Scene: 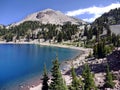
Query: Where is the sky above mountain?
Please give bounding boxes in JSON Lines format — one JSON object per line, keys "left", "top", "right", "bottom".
{"left": 0, "top": 0, "right": 120, "bottom": 25}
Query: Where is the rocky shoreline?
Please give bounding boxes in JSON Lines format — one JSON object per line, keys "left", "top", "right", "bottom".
{"left": 29, "top": 43, "right": 92, "bottom": 90}
{"left": 63, "top": 48, "right": 120, "bottom": 90}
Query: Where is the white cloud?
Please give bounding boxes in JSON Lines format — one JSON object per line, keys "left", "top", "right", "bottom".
{"left": 83, "top": 14, "right": 101, "bottom": 22}
{"left": 66, "top": 2, "right": 120, "bottom": 22}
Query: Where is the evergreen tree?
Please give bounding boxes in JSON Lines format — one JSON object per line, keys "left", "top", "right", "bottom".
{"left": 116, "top": 35, "right": 120, "bottom": 47}
{"left": 104, "top": 64, "right": 115, "bottom": 88}
{"left": 49, "top": 56, "right": 68, "bottom": 90}
{"left": 57, "top": 32, "right": 63, "bottom": 42}
{"left": 26, "top": 33, "right": 31, "bottom": 42}
{"left": 82, "top": 64, "right": 97, "bottom": 90}
{"left": 106, "top": 25, "right": 111, "bottom": 36}
{"left": 93, "top": 41, "right": 106, "bottom": 58}
{"left": 4, "top": 33, "right": 14, "bottom": 42}
{"left": 41, "top": 64, "right": 49, "bottom": 90}
{"left": 87, "top": 28, "right": 93, "bottom": 40}
{"left": 84, "top": 25, "right": 88, "bottom": 36}
{"left": 70, "top": 66, "right": 83, "bottom": 90}
{"left": 93, "top": 44, "right": 98, "bottom": 58}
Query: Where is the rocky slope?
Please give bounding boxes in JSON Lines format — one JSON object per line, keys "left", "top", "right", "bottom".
{"left": 12, "top": 9, "right": 87, "bottom": 26}
{"left": 93, "top": 8, "right": 120, "bottom": 25}
{"left": 92, "top": 8, "right": 120, "bottom": 36}
{"left": 110, "top": 24, "right": 120, "bottom": 35}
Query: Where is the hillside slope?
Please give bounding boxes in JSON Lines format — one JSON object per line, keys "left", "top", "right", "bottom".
{"left": 110, "top": 25, "right": 120, "bottom": 35}
{"left": 12, "top": 9, "right": 87, "bottom": 26}
{"left": 93, "top": 8, "right": 120, "bottom": 25}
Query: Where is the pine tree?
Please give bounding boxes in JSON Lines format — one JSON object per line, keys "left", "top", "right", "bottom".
{"left": 93, "top": 41, "right": 106, "bottom": 59}
{"left": 106, "top": 25, "right": 111, "bottom": 36}
{"left": 57, "top": 32, "right": 63, "bottom": 42}
{"left": 49, "top": 56, "right": 68, "bottom": 90}
{"left": 41, "top": 64, "right": 49, "bottom": 90}
{"left": 82, "top": 64, "right": 97, "bottom": 90}
{"left": 84, "top": 25, "right": 88, "bottom": 36}
{"left": 93, "top": 44, "right": 98, "bottom": 58}
{"left": 87, "top": 28, "right": 93, "bottom": 40}
{"left": 70, "top": 66, "right": 83, "bottom": 90}
{"left": 104, "top": 64, "right": 115, "bottom": 88}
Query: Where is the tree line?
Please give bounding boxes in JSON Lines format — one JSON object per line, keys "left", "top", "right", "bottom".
{"left": 0, "top": 21, "right": 79, "bottom": 42}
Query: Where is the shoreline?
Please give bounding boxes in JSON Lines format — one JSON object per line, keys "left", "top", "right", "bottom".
{"left": 29, "top": 43, "right": 91, "bottom": 90}
{"left": 32, "top": 42, "right": 91, "bottom": 90}
{"left": 0, "top": 41, "right": 92, "bottom": 90}
{"left": 0, "top": 41, "right": 89, "bottom": 50}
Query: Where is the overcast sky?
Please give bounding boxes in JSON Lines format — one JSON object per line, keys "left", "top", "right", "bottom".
{"left": 0, "top": 0, "right": 120, "bottom": 25}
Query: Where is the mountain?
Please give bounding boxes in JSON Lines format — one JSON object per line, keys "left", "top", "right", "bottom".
{"left": 93, "top": 8, "right": 120, "bottom": 35}
{"left": 12, "top": 9, "right": 87, "bottom": 26}
{"left": 0, "top": 24, "right": 4, "bottom": 28}
{"left": 0, "top": 9, "right": 88, "bottom": 42}
{"left": 93, "top": 8, "right": 120, "bottom": 25}
{"left": 0, "top": 9, "right": 86, "bottom": 42}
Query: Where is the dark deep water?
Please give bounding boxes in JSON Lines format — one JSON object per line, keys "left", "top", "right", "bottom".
{"left": 0, "top": 44, "right": 81, "bottom": 88}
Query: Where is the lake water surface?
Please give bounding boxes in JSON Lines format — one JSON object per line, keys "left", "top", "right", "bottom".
{"left": 0, "top": 44, "right": 81, "bottom": 89}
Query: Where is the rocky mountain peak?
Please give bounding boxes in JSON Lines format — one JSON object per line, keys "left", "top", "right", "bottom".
{"left": 36, "top": 9, "right": 57, "bottom": 19}
{"left": 13, "top": 9, "right": 87, "bottom": 26}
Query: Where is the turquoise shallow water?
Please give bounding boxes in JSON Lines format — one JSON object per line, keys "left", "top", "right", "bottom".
{"left": 0, "top": 44, "right": 81, "bottom": 88}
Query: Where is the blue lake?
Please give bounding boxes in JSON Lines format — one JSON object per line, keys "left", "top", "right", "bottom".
{"left": 0, "top": 44, "right": 81, "bottom": 88}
